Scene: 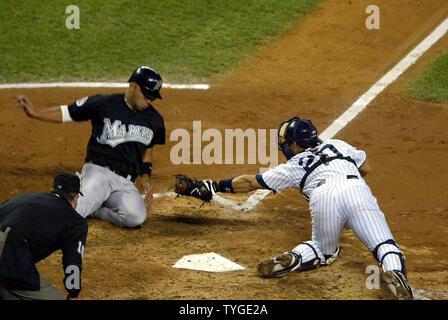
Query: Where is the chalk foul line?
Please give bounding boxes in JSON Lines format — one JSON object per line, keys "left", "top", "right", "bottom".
{"left": 413, "top": 288, "right": 448, "bottom": 300}
{"left": 320, "top": 16, "right": 448, "bottom": 140}
{"left": 145, "top": 190, "right": 271, "bottom": 212}
{"left": 212, "top": 189, "right": 271, "bottom": 211}
{"left": 0, "top": 82, "right": 210, "bottom": 90}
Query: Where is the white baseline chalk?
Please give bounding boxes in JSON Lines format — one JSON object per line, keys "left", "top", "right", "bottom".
{"left": 0, "top": 82, "right": 210, "bottom": 90}
{"left": 320, "top": 16, "right": 448, "bottom": 140}
{"left": 212, "top": 189, "right": 271, "bottom": 211}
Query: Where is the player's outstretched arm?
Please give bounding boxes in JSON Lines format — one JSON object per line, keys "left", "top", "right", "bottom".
{"left": 174, "top": 174, "right": 266, "bottom": 203}
{"left": 16, "top": 95, "right": 62, "bottom": 123}
{"left": 230, "top": 175, "right": 264, "bottom": 193}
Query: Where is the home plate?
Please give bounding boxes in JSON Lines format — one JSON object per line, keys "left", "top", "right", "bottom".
{"left": 173, "top": 252, "right": 246, "bottom": 272}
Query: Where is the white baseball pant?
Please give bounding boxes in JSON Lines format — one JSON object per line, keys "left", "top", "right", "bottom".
{"left": 292, "top": 177, "right": 404, "bottom": 273}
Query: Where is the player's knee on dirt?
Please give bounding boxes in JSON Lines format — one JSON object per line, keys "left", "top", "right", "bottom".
{"left": 372, "top": 239, "right": 406, "bottom": 274}
{"left": 121, "top": 204, "right": 147, "bottom": 228}
{"left": 76, "top": 192, "right": 105, "bottom": 218}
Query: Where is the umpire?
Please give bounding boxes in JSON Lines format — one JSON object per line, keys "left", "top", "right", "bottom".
{"left": 0, "top": 173, "right": 87, "bottom": 300}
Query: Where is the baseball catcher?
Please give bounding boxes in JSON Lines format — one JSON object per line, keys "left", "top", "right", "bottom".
{"left": 174, "top": 116, "right": 414, "bottom": 300}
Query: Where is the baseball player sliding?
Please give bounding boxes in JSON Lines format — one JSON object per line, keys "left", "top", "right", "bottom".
{"left": 174, "top": 116, "right": 414, "bottom": 300}
{"left": 15, "top": 66, "right": 166, "bottom": 229}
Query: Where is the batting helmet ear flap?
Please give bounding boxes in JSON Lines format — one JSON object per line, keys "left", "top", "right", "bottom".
{"left": 277, "top": 116, "right": 301, "bottom": 160}
{"left": 129, "top": 66, "right": 163, "bottom": 100}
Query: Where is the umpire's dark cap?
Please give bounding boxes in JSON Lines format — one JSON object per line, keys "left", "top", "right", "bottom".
{"left": 53, "top": 173, "right": 83, "bottom": 196}
{"left": 129, "top": 66, "right": 163, "bottom": 100}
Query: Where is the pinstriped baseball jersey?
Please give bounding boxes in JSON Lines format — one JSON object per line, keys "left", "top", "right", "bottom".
{"left": 259, "top": 139, "right": 404, "bottom": 274}
{"left": 261, "top": 139, "right": 366, "bottom": 199}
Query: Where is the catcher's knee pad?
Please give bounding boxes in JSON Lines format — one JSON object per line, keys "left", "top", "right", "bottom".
{"left": 372, "top": 239, "right": 406, "bottom": 274}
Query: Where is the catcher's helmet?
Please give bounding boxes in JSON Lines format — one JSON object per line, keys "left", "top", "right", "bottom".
{"left": 277, "top": 117, "right": 322, "bottom": 159}
{"left": 128, "top": 66, "right": 163, "bottom": 99}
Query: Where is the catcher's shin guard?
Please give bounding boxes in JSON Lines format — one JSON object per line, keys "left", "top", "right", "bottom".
{"left": 372, "top": 239, "right": 406, "bottom": 274}
{"left": 257, "top": 252, "right": 302, "bottom": 278}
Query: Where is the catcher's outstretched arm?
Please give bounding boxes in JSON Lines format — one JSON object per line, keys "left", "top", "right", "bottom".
{"left": 231, "top": 175, "right": 264, "bottom": 193}
{"left": 174, "top": 174, "right": 268, "bottom": 203}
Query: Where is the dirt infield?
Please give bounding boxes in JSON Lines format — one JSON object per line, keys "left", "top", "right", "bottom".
{"left": 1, "top": 0, "right": 448, "bottom": 300}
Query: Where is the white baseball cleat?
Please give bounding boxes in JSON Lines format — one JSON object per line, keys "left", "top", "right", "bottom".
{"left": 384, "top": 270, "right": 414, "bottom": 300}
{"left": 257, "top": 252, "right": 301, "bottom": 278}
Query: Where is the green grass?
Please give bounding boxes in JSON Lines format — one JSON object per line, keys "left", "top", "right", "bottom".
{"left": 0, "top": 0, "right": 320, "bottom": 83}
{"left": 406, "top": 53, "right": 448, "bottom": 102}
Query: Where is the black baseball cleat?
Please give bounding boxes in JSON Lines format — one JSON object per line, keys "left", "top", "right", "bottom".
{"left": 384, "top": 270, "right": 414, "bottom": 300}
{"left": 257, "top": 252, "right": 301, "bottom": 278}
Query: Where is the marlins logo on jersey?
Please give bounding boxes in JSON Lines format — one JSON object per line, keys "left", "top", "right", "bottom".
{"left": 97, "top": 118, "right": 154, "bottom": 148}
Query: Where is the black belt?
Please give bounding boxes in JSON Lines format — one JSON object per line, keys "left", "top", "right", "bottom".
{"left": 317, "top": 175, "right": 359, "bottom": 187}
{"left": 89, "top": 161, "right": 138, "bottom": 183}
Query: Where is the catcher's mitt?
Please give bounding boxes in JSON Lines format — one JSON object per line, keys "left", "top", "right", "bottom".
{"left": 174, "top": 174, "right": 217, "bottom": 203}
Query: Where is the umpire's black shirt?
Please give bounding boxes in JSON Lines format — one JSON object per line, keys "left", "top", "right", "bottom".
{"left": 0, "top": 192, "right": 87, "bottom": 298}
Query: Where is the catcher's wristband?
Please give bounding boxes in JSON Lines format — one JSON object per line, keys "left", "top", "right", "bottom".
{"left": 216, "top": 178, "right": 235, "bottom": 193}
{"left": 142, "top": 162, "right": 152, "bottom": 177}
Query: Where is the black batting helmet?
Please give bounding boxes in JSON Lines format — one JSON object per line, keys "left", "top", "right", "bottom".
{"left": 128, "top": 66, "right": 163, "bottom": 99}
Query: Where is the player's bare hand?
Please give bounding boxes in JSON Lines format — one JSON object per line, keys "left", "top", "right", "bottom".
{"left": 142, "top": 181, "right": 153, "bottom": 206}
{"left": 16, "top": 95, "right": 37, "bottom": 117}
